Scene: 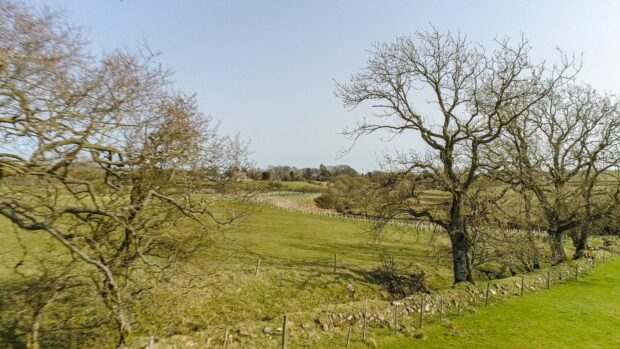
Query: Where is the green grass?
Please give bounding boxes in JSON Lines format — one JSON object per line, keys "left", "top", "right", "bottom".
{"left": 210, "top": 205, "right": 449, "bottom": 274}
{"left": 0, "top": 204, "right": 452, "bottom": 348}
{"left": 254, "top": 191, "right": 327, "bottom": 213}
{"left": 236, "top": 180, "right": 326, "bottom": 193}
{"left": 157, "top": 205, "right": 453, "bottom": 330}
{"left": 3, "top": 197, "right": 616, "bottom": 348}
{"left": 278, "top": 181, "right": 326, "bottom": 192}
{"left": 373, "top": 257, "right": 620, "bottom": 349}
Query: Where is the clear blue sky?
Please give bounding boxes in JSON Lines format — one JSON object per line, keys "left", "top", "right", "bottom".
{"left": 32, "top": 0, "right": 620, "bottom": 171}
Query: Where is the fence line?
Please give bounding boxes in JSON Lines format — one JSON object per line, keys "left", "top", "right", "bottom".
{"left": 249, "top": 196, "right": 550, "bottom": 239}
{"left": 250, "top": 197, "right": 442, "bottom": 233}
{"left": 147, "top": 249, "right": 614, "bottom": 348}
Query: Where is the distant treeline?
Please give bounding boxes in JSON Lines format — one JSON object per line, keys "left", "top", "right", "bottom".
{"left": 242, "top": 164, "right": 364, "bottom": 182}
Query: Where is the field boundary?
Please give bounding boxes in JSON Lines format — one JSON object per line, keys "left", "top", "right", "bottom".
{"left": 137, "top": 249, "right": 615, "bottom": 348}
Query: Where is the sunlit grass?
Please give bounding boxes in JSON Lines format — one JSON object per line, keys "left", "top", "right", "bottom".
{"left": 376, "top": 257, "right": 620, "bottom": 349}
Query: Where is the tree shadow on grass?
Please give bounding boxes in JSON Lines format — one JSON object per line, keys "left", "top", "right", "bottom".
{"left": 0, "top": 275, "right": 110, "bottom": 349}
{"left": 0, "top": 317, "right": 25, "bottom": 349}
{"left": 234, "top": 239, "right": 441, "bottom": 300}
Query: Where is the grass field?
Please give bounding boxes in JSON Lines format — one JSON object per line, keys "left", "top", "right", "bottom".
{"left": 370, "top": 257, "right": 620, "bottom": 349}
{"left": 238, "top": 180, "right": 327, "bottom": 194}
{"left": 278, "top": 181, "right": 326, "bottom": 192}
{"left": 0, "top": 203, "right": 453, "bottom": 348}
{"left": 2, "top": 197, "right": 616, "bottom": 348}
{"left": 254, "top": 192, "right": 330, "bottom": 213}
{"left": 163, "top": 205, "right": 453, "bottom": 330}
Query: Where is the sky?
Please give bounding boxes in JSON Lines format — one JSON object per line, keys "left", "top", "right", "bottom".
{"left": 29, "top": 0, "right": 620, "bottom": 172}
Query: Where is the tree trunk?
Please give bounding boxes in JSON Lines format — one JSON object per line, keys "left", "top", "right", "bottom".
{"left": 573, "top": 227, "right": 589, "bottom": 260}
{"left": 448, "top": 223, "right": 473, "bottom": 284}
{"left": 116, "top": 310, "right": 131, "bottom": 349}
{"left": 26, "top": 318, "right": 40, "bottom": 349}
{"left": 549, "top": 230, "right": 566, "bottom": 265}
{"left": 526, "top": 230, "right": 541, "bottom": 269}
{"left": 27, "top": 296, "right": 54, "bottom": 349}
{"left": 447, "top": 192, "right": 473, "bottom": 284}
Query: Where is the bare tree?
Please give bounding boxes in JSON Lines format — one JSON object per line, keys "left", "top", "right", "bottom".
{"left": 489, "top": 84, "right": 620, "bottom": 263}
{"left": 336, "top": 30, "right": 574, "bottom": 283}
{"left": 0, "top": 1, "right": 250, "bottom": 347}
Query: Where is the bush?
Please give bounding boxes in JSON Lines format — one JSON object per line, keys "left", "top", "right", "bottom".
{"left": 313, "top": 175, "right": 371, "bottom": 213}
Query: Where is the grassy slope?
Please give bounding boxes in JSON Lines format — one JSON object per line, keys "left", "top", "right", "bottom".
{"left": 375, "top": 258, "right": 620, "bottom": 349}
{"left": 178, "top": 205, "right": 453, "bottom": 324}
{"left": 221, "top": 205, "right": 446, "bottom": 273}
{"left": 254, "top": 192, "right": 330, "bottom": 214}
{"left": 5, "top": 200, "right": 615, "bottom": 348}
{"left": 278, "top": 181, "right": 326, "bottom": 192}
{"left": 0, "top": 204, "right": 452, "bottom": 347}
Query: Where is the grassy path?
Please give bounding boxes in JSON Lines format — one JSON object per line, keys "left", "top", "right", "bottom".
{"left": 379, "top": 257, "right": 620, "bottom": 348}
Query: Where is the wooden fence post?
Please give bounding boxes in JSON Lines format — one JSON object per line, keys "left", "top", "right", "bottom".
{"left": 520, "top": 275, "right": 525, "bottom": 296}
{"left": 393, "top": 305, "right": 398, "bottom": 334}
{"left": 419, "top": 295, "right": 425, "bottom": 329}
{"left": 485, "top": 281, "right": 490, "bottom": 306}
{"left": 346, "top": 324, "right": 352, "bottom": 348}
{"left": 547, "top": 271, "right": 551, "bottom": 289}
{"left": 439, "top": 297, "right": 444, "bottom": 319}
{"left": 255, "top": 258, "right": 261, "bottom": 276}
{"left": 575, "top": 264, "right": 578, "bottom": 280}
{"left": 282, "top": 314, "right": 288, "bottom": 349}
{"left": 362, "top": 309, "right": 367, "bottom": 341}
{"left": 223, "top": 327, "right": 230, "bottom": 349}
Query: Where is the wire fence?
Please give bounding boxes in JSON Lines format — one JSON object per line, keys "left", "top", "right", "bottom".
{"left": 249, "top": 194, "right": 552, "bottom": 240}
{"left": 144, "top": 248, "right": 615, "bottom": 349}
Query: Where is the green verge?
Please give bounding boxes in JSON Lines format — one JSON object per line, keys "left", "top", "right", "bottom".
{"left": 375, "top": 257, "right": 620, "bottom": 349}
